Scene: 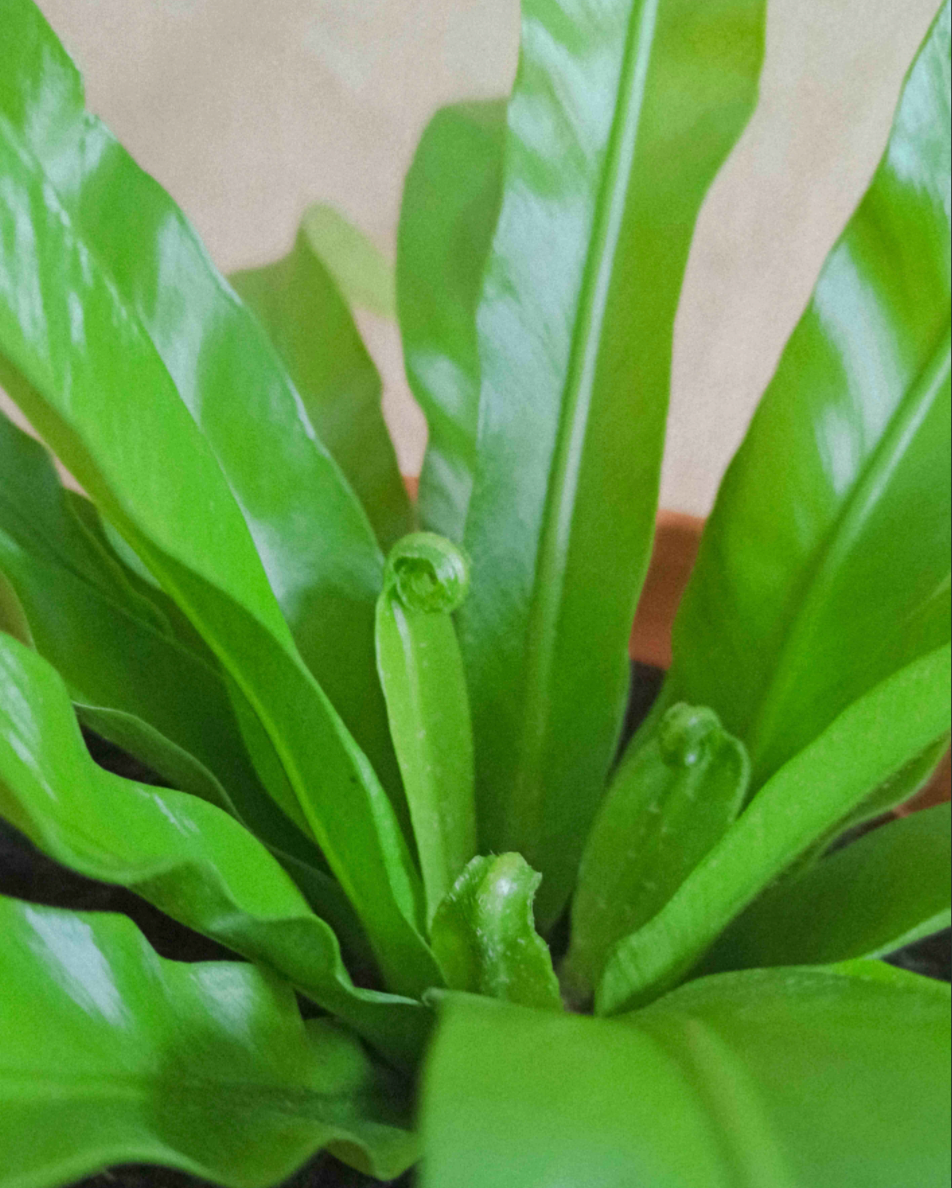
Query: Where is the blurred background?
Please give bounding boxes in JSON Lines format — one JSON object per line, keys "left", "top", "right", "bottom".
{"left": 6, "top": 0, "right": 941, "bottom": 515}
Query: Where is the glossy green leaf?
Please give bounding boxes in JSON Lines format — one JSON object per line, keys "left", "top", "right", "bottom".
{"left": 0, "top": 411, "right": 348, "bottom": 906}
{"left": 65, "top": 489, "right": 219, "bottom": 658}
{"left": 422, "top": 965, "right": 951, "bottom": 1188}
{"left": 397, "top": 100, "right": 506, "bottom": 539}
{"left": 0, "top": 0, "right": 400, "bottom": 802}
{"left": 0, "top": 895, "right": 417, "bottom": 1188}
{"left": 458, "top": 0, "right": 768, "bottom": 927}
{"left": 598, "top": 645, "right": 952, "bottom": 1014}
{"left": 0, "top": 409, "right": 168, "bottom": 635}
{"left": 0, "top": 408, "right": 278, "bottom": 831}
{"left": 75, "top": 703, "right": 237, "bottom": 815}
{"left": 231, "top": 222, "right": 411, "bottom": 551}
{"left": 69, "top": 701, "right": 371, "bottom": 963}
{"left": 7, "top": 456, "right": 372, "bottom": 958}
{"left": 565, "top": 704, "right": 749, "bottom": 1001}
{"left": 0, "top": 1, "right": 439, "bottom": 996}
{"left": 843, "top": 733, "right": 951, "bottom": 826}
{"left": 429, "top": 854, "right": 562, "bottom": 1011}
{"left": 705, "top": 805, "right": 952, "bottom": 972}
{"left": 376, "top": 534, "right": 477, "bottom": 921}
{"left": 0, "top": 635, "right": 429, "bottom": 1069}
{"left": 662, "top": 2, "right": 952, "bottom": 786}
{"left": 300, "top": 202, "right": 396, "bottom": 319}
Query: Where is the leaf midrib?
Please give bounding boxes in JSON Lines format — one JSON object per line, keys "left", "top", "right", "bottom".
{"left": 650, "top": 1017, "right": 799, "bottom": 1188}
{"left": 745, "top": 325, "right": 952, "bottom": 775}
{"left": 507, "top": 0, "right": 662, "bottom": 849}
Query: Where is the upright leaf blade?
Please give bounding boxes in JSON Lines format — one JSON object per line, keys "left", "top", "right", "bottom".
{"left": 0, "top": 634, "right": 429, "bottom": 1069}
{"left": 705, "top": 805, "right": 952, "bottom": 972}
{"left": 422, "top": 967, "right": 951, "bottom": 1188}
{"left": 0, "top": 0, "right": 399, "bottom": 797}
{"left": 597, "top": 645, "right": 952, "bottom": 1014}
{"left": 231, "top": 222, "right": 411, "bottom": 551}
{"left": 662, "top": 3, "right": 952, "bottom": 785}
{"left": 0, "top": 896, "right": 417, "bottom": 1188}
{"left": 458, "top": 0, "right": 768, "bottom": 924}
{"left": 397, "top": 100, "right": 506, "bottom": 539}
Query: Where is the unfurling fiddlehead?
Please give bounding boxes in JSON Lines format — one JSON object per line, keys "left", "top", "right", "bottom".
{"left": 376, "top": 534, "right": 477, "bottom": 925}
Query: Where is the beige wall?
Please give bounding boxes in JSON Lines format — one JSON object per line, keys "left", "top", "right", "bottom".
{"left": 8, "top": 0, "right": 942, "bottom": 513}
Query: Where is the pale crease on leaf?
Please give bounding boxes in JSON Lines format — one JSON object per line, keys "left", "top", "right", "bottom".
{"left": 0, "top": 894, "right": 417, "bottom": 1188}
{"left": 0, "top": 634, "right": 430, "bottom": 1069}
{"left": 421, "top": 965, "right": 950, "bottom": 1188}
{"left": 458, "top": 0, "right": 768, "bottom": 927}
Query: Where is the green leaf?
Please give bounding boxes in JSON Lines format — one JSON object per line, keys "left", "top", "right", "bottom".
{"left": 397, "top": 100, "right": 506, "bottom": 540}
{"left": 0, "top": 409, "right": 281, "bottom": 836}
{"left": 231, "top": 221, "right": 411, "bottom": 551}
{"left": 75, "top": 703, "right": 238, "bottom": 815}
{"left": 0, "top": 0, "right": 400, "bottom": 805}
{"left": 597, "top": 645, "right": 952, "bottom": 1014}
{"left": 0, "top": 433, "right": 372, "bottom": 956}
{"left": 429, "top": 855, "right": 562, "bottom": 1011}
{"left": 840, "top": 734, "right": 951, "bottom": 829}
{"left": 565, "top": 704, "right": 749, "bottom": 1001}
{"left": 457, "top": 0, "right": 768, "bottom": 928}
{"left": 0, "top": 2, "right": 439, "bottom": 996}
{"left": 0, "top": 411, "right": 351, "bottom": 910}
{"left": 0, "top": 634, "right": 430, "bottom": 1069}
{"left": 661, "top": 2, "right": 952, "bottom": 787}
{"left": 0, "top": 567, "right": 29, "bottom": 643}
{"left": 69, "top": 701, "right": 372, "bottom": 964}
{"left": 0, "top": 895, "right": 417, "bottom": 1188}
{"left": 376, "top": 534, "right": 477, "bottom": 922}
{"left": 300, "top": 202, "right": 396, "bottom": 319}
{"left": 705, "top": 805, "right": 952, "bottom": 972}
{"left": 421, "top": 966, "right": 951, "bottom": 1188}
{"left": 0, "top": 410, "right": 169, "bottom": 636}
{"left": 65, "top": 488, "right": 220, "bottom": 658}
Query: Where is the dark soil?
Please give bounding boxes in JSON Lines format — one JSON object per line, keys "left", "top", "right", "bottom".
{"left": 0, "top": 663, "right": 946, "bottom": 1187}
{"left": 71, "top": 1162, "right": 411, "bottom": 1188}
